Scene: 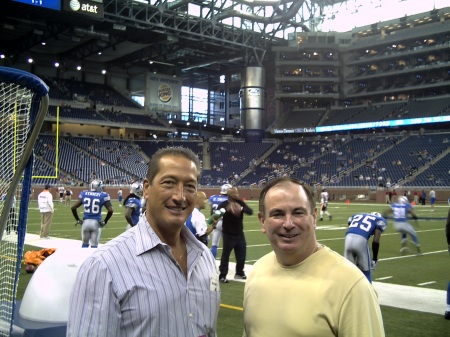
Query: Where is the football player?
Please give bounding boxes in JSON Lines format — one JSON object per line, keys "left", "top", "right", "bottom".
{"left": 58, "top": 185, "right": 65, "bottom": 203}
{"left": 383, "top": 196, "right": 421, "bottom": 255}
{"left": 185, "top": 191, "right": 219, "bottom": 246}
{"left": 209, "top": 183, "right": 232, "bottom": 258}
{"left": 319, "top": 188, "right": 332, "bottom": 221}
{"left": 71, "top": 179, "right": 114, "bottom": 248}
{"left": 344, "top": 212, "right": 387, "bottom": 283}
{"left": 124, "top": 181, "right": 143, "bottom": 230}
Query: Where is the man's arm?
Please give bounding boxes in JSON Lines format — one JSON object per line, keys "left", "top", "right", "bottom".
{"left": 124, "top": 207, "right": 134, "bottom": 226}
{"left": 71, "top": 200, "right": 83, "bottom": 222}
{"left": 67, "top": 258, "right": 119, "bottom": 336}
{"left": 381, "top": 207, "right": 393, "bottom": 218}
{"left": 217, "top": 200, "right": 228, "bottom": 210}
{"left": 340, "top": 278, "right": 385, "bottom": 337}
{"left": 236, "top": 199, "right": 253, "bottom": 215}
{"left": 103, "top": 201, "right": 114, "bottom": 225}
{"left": 372, "top": 229, "right": 382, "bottom": 261}
{"left": 204, "top": 219, "right": 218, "bottom": 237}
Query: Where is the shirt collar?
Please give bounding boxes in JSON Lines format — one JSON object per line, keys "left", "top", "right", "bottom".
{"left": 135, "top": 215, "right": 205, "bottom": 256}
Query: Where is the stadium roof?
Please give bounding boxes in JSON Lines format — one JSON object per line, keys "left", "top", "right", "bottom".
{"left": 2, "top": 0, "right": 317, "bottom": 86}
{"left": 2, "top": 0, "right": 447, "bottom": 87}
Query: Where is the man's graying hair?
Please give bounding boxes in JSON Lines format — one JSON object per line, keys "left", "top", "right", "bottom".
{"left": 258, "top": 177, "right": 316, "bottom": 215}
{"left": 146, "top": 147, "right": 201, "bottom": 183}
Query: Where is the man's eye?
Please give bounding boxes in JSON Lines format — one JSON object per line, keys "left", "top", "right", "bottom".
{"left": 185, "top": 184, "right": 197, "bottom": 192}
{"left": 271, "top": 212, "right": 284, "bottom": 218}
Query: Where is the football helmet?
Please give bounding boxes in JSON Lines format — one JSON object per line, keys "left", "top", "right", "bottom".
{"left": 220, "top": 183, "right": 232, "bottom": 195}
{"left": 90, "top": 179, "right": 104, "bottom": 192}
{"left": 371, "top": 212, "right": 382, "bottom": 217}
{"left": 398, "top": 196, "right": 409, "bottom": 204}
{"left": 130, "top": 182, "right": 143, "bottom": 197}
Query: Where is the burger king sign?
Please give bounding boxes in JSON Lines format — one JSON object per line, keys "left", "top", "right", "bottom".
{"left": 158, "top": 83, "right": 172, "bottom": 103}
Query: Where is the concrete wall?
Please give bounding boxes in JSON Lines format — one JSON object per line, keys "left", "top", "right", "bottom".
{"left": 31, "top": 186, "right": 450, "bottom": 205}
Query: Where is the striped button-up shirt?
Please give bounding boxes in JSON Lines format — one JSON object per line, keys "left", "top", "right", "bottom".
{"left": 67, "top": 215, "right": 221, "bottom": 337}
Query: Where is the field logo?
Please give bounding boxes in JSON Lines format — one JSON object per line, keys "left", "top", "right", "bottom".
{"left": 158, "top": 83, "right": 172, "bottom": 103}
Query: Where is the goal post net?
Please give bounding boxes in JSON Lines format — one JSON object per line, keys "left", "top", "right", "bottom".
{"left": 0, "top": 66, "right": 49, "bottom": 336}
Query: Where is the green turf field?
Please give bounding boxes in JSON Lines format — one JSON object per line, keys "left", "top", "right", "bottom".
{"left": 18, "top": 199, "right": 450, "bottom": 336}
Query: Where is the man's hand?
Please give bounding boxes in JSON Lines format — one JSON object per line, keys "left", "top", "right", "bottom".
{"left": 99, "top": 221, "right": 106, "bottom": 228}
{"left": 371, "top": 260, "right": 377, "bottom": 270}
{"left": 75, "top": 220, "right": 82, "bottom": 226}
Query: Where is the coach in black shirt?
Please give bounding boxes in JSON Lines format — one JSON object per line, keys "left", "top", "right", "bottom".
{"left": 218, "top": 186, "right": 253, "bottom": 283}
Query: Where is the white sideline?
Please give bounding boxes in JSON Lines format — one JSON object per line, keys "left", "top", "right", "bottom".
{"left": 24, "top": 233, "right": 447, "bottom": 316}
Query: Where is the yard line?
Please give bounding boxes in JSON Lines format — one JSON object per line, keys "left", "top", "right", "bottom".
{"left": 417, "top": 281, "right": 436, "bottom": 286}
{"left": 246, "top": 243, "right": 271, "bottom": 248}
{"left": 375, "top": 276, "right": 393, "bottom": 281}
{"left": 220, "top": 303, "right": 243, "bottom": 311}
{"left": 379, "top": 249, "right": 448, "bottom": 261}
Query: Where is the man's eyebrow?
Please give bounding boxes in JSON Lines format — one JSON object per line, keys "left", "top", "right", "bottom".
{"left": 268, "top": 208, "right": 284, "bottom": 215}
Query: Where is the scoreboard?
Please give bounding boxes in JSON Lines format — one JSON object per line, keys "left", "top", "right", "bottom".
{"left": 11, "top": 0, "right": 61, "bottom": 10}
{"left": 10, "top": 0, "right": 104, "bottom": 18}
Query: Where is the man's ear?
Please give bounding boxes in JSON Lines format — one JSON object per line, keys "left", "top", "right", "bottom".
{"left": 312, "top": 208, "right": 318, "bottom": 228}
{"left": 258, "top": 212, "right": 266, "bottom": 233}
{"left": 143, "top": 179, "right": 150, "bottom": 199}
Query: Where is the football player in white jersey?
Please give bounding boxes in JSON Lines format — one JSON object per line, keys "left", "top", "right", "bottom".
{"left": 58, "top": 185, "right": 65, "bottom": 203}
{"left": 383, "top": 196, "right": 421, "bottom": 255}
{"left": 319, "top": 188, "right": 332, "bottom": 221}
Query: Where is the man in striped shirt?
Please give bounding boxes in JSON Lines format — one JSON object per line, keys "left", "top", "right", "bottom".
{"left": 67, "top": 147, "right": 221, "bottom": 337}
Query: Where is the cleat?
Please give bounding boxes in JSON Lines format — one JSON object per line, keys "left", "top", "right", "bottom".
{"left": 416, "top": 246, "right": 423, "bottom": 256}
{"left": 445, "top": 311, "right": 450, "bottom": 320}
{"left": 319, "top": 218, "right": 323, "bottom": 221}
{"left": 329, "top": 215, "right": 332, "bottom": 221}
{"left": 234, "top": 274, "right": 247, "bottom": 280}
{"left": 448, "top": 245, "right": 450, "bottom": 253}
{"left": 219, "top": 278, "right": 229, "bottom": 283}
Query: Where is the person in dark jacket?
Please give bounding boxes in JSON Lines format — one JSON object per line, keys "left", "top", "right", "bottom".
{"left": 217, "top": 186, "right": 253, "bottom": 283}
{"left": 446, "top": 207, "right": 450, "bottom": 253}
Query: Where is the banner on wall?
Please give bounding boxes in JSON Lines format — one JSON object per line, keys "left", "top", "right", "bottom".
{"left": 62, "top": 0, "right": 104, "bottom": 19}
{"left": 145, "top": 74, "right": 182, "bottom": 112}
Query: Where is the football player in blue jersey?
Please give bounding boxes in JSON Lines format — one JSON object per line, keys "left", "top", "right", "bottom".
{"left": 383, "top": 196, "right": 422, "bottom": 255}
{"left": 71, "top": 179, "right": 114, "bottom": 248}
{"left": 344, "top": 212, "right": 387, "bottom": 283}
{"left": 124, "top": 181, "right": 143, "bottom": 230}
{"left": 209, "top": 183, "right": 232, "bottom": 258}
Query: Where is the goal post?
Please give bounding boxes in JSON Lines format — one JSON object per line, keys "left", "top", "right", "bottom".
{"left": 0, "top": 66, "right": 49, "bottom": 336}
